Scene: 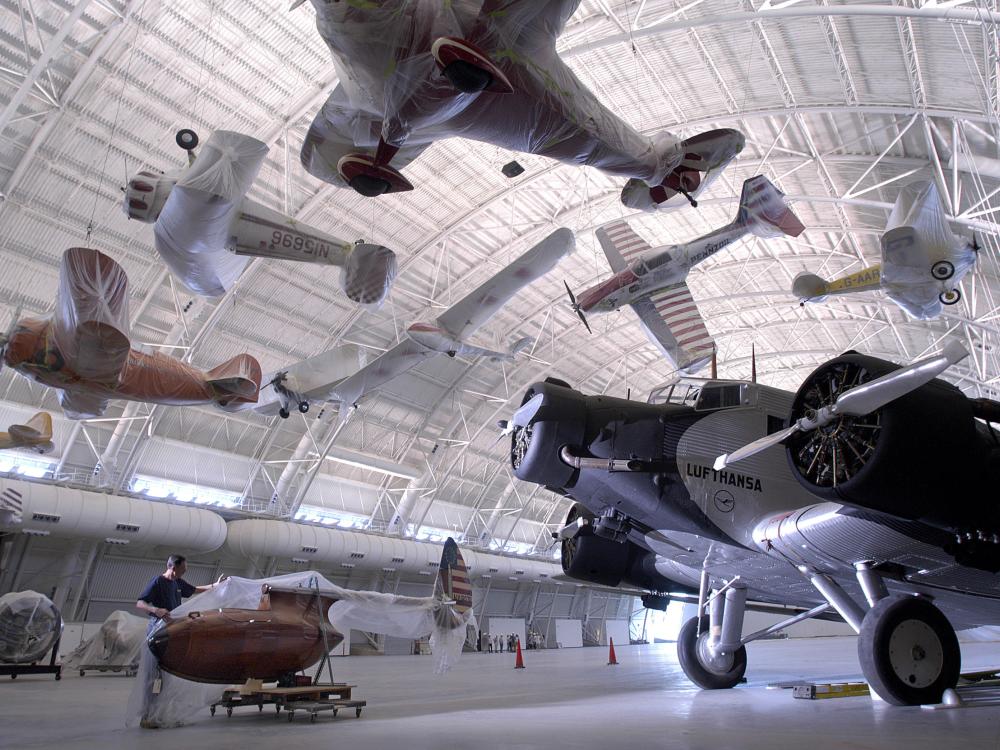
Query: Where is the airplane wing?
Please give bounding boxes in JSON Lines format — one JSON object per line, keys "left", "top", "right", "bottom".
{"left": 629, "top": 283, "right": 714, "bottom": 374}
{"left": 52, "top": 247, "right": 131, "bottom": 385}
{"left": 58, "top": 389, "right": 110, "bottom": 420}
{"left": 435, "top": 228, "right": 573, "bottom": 339}
{"left": 329, "top": 339, "right": 438, "bottom": 408}
{"left": 595, "top": 220, "right": 653, "bottom": 273}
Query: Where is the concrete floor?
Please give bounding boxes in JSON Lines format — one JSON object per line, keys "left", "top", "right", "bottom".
{"left": 3, "top": 638, "right": 999, "bottom": 749}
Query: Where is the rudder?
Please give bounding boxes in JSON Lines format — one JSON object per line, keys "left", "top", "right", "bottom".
{"left": 737, "top": 176, "right": 805, "bottom": 239}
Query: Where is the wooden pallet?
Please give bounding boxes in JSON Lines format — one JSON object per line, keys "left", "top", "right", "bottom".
{"left": 211, "top": 683, "right": 358, "bottom": 719}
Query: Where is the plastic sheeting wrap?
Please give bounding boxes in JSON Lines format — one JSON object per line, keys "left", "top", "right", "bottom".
{"left": 53, "top": 247, "right": 130, "bottom": 384}
{"left": 880, "top": 180, "right": 976, "bottom": 319}
{"left": 0, "top": 591, "right": 62, "bottom": 664}
{"left": 63, "top": 610, "right": 146, "bottom": 672}
{"left": 126, "top": 571, "right": 475, "bottom": 728}
{"left": 154, "top": 131, "right": 268, "bottom": 296}
{"left": 302, "top": 1, "right": 677, "bottom": 188}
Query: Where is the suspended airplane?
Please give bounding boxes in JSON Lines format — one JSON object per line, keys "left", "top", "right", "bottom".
{"left": 793, "top": 180, "right": 977, "bottom": 319}
{"left": 316, "top": 227, "right": 575, "bottom": 413}
{"left": 145, "top": 538, "right": 472, "bottom": 684}
{"left": 566, "top": 176, "right": 805, "bottom": 373}
{"left": 505, "top": 342, "right": 1000, "bottom": 706}
{"left": 123, "top": 129, "right": 397, "bottom": 303}
{"left": 1, "top": 247, "right": 262, "bottom": 419}
{"left": 0, "top": 412, "right": 54, "bottom": 454}
{"left": 295, "top": 1, "right": 744, "bottom": 207}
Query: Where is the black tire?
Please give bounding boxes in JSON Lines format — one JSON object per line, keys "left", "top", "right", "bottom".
{"left": 348, "top": 174, "right": 390, "bottom": 198}
{"left": 939, "top": 289, "right": 961, "bottom": 306}
{"left": 298, "top": 401, "right": 309, "bottom": 414}
{"left": 278, "top": 407, "right": 290, "bottom": 419}
{"left": 55, "top": 671, "right": 61, "bottom": 681}
{"left": 858, "top": 596, "right": 960, "bottom": 706}
{"left": 676, "top": 615, "right": 747, "bottom": 690}
{"left": 175, "top": 129, "right": 199, "bottom": 151}
{"left": 931, "top": 260, "right": 955, "bottom": 281}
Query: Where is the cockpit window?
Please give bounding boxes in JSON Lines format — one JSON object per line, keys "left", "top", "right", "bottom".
{"left": 696, "top": 384, "right": 744, "bottom": 410}
{"left": 647, "top": 382, "right": 701, "bottom": 407}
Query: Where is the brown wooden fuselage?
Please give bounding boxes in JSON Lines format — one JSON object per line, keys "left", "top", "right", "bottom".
{"left": 4, "top": 318, "right": 256, "bottom": 407}
{"left": 148, "top": 588, "right": 342, "bottom": 684}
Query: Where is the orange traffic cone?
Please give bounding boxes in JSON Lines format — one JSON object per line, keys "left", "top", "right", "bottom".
{"left": 514, "top": 638, "right": 525, "bottom": 669}
{"left": 607, "top": 637, "right": 618, "bottom": 665}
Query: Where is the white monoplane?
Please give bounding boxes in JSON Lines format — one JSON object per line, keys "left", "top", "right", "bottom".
{"left": 793, "top": 180, "right": 977, "bottom": 319}
{"left": 323, "top": 228, "right": 574, "bottom": 411}
{"left": 124, "top": 129, "right": 397, "bottom": 302}
{"left": 567, "top": 175, "right": 804, "bottom": 373}
{"left": 296, "top": 1, "right": 744, "bottom": 209}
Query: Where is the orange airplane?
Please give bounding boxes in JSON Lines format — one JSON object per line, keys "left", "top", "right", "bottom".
{"left": 1, "top": 247, "right": 261, "bottom": 419}
{"left": 0, "top": 412, "right": 54, "bottom": 454}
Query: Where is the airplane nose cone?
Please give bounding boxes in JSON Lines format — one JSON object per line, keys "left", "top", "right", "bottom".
{"left": 147, "top": 629, "right": 168, "bottom": 661}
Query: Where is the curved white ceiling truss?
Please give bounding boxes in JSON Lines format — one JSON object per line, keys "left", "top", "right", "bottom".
{"left": 1, "top": 0, "right": 1000, "bottom": 555}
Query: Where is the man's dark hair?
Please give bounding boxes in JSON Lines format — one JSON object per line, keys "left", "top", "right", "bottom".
{"left": 166, "top": 554, "right": 187, "bottom": 569}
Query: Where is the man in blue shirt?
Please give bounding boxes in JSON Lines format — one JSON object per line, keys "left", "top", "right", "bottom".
{"left": 133, "top": 555, "right": 224, "bottom": 728}
{"left": 136, "top": 554, "right": 216, "bottom": 620}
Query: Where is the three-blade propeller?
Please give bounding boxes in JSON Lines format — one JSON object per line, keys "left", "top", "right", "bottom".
{"left": 713, "top": 340, "right": 969, "bottom": 471}
{"left": 564, "top": 281, "right": 592, "bottom": 334}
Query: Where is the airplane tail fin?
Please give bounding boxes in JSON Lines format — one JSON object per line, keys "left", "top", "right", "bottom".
{"left": 792, "top": 272, "right": 830, "bottom": 303}
{"left": 736, "top": 176, "right": 805, "bottom": 239}
{"left": 206, "top": 353, "right": 262, "bottom": 407}
{"left": 436, "top": 538, "right": 473, "bottom": 622}
{"left": 8, "top": 412, "right": 54, "bottom": 452}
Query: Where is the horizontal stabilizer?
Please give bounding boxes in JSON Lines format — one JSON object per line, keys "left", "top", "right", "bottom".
{"left": 206, "top": 353, "right": 262, "bottom": 406}
{"left": 737, "top": 176, "right": 805, "bottom": 239}
{"left": 8, "top": 412, "right": 53, "bottom": 443}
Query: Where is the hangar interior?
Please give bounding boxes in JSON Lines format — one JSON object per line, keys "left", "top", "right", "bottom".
{"left": 1, "top": 0, "right": 1000, "bottom": 747}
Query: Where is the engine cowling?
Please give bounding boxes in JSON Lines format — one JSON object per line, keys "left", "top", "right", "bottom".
{"left": 560, "top": 504, "right": 692, "bottom": 594}
{"left": 340, "top": 243, "right": 397, "bottom": 305}
{"left": 785, "top": 350, "right": 999, "bottom": 532}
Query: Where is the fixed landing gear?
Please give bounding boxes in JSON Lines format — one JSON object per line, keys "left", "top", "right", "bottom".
{"left": 677, "top": 615, "right": 747, "bottom": 689}
{"left": 431, "top": 37, "right": 513, "bottom": 95}
{"left": 338, "top": 140, "right": 414, "bottom": 198}
{"left": 858, "top": 596, "right": 960, "bottom": 706}
{"left": 939, "top": 288, "right": 961, "bottom": 305}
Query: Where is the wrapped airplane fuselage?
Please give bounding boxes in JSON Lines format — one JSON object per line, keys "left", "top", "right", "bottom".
{"left": 126, "top": 130, "right": 397, "bottom": 305}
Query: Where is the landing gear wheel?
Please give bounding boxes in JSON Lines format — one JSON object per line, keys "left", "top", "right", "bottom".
{"left": 298, "top": 401, "right": 309, "bottom": 414}
{"left": 278, "top": 407, "right": 290, "bottom": 419}
{"left": 939, "top": 289, "right": 961, "bottom": 306}
{"left": 677, "top": 615, "right": 747, "bottom": 690}
{"left": 858, "top": 596, "right": 960, "bottom": 706}
{"left": 348, "top": 174, "right": 391, "bottom": 198}
{"left": 441, "top": 61, "right": 493, "bottom": 93}
{"left": 931, "top": 260, "right": 955, "bottom": 280}
{"left": 175, "top": 129, "right": 199, "bottom": 151}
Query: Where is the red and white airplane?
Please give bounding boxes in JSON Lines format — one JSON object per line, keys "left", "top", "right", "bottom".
{"left": 1, "top": 248, "right": 261, "bottom": 419}
{"left": 296, "top": 1, "right": 744, "bottom": 208}
{"left": 567, "top": 176, "right": 805, "bottom": 373}
{"left": 325, "top": 228, "right": 575, "bottom": 411}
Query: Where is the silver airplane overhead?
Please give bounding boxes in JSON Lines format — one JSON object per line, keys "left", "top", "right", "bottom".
{"left": 506, "top": 342, "right": 1000, "bottom": 706}
{"left": 567, "top": 176, "right": 805, "bottom": 373}
{"left": 317, "top": 228, "right": 575, "bottom": 413}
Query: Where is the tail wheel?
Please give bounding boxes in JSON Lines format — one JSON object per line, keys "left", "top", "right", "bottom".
{"left": 786, "top": 360, "right": 882, "bottom": 488}
{"left": 858, "top": 596, "right": 960, "bottom": 705}
{"left": 278, "top": 407, "right": 290, "bottom": 419}
{"left": 939, "top": 289, "right": 961, "bottom": 306}
{"left": 298, "top": 401, "right": 309, "bottom": 414}
{"left": 677, "top": 615, "right": 747, "bottom": 690}
{"left": 931, "top": 260, "right": 955, "bottom": 281}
